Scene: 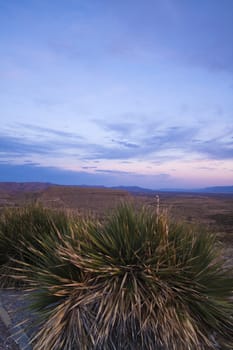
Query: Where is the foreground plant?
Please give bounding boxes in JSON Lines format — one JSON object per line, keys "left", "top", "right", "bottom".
{"left": 13, "top": 204, "right": 233, "bottom": 349}
{"left": 0, "top": 204, "right": 70, "bottom": 287}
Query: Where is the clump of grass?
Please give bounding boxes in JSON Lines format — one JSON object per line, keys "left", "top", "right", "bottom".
{"left": 0, "top": 204, "right": 70, "bottom": 287}
{"left": 10, "top": 203, "right": 233, "bottom": 349}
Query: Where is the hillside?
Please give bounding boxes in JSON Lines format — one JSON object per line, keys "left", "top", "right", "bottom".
{"left": 38, "top": 185, "right": 130, "bottom": 216}
{"left": 0, "top": 183, "right": 131, "bottom": 217}
{"left": 0, "top": 182, "right": 52, "bottom": 193}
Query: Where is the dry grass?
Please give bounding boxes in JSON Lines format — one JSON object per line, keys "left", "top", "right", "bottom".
{"left": 0, "top": 204, "right": 71, "bottom": 287}
{"left": 8, "top": 203, "right": 233, "bottom": 350}
{"left": 136, "top": 192, "right": 233, "bottom": 246}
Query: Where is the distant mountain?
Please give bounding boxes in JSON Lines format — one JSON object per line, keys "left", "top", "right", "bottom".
{"left": 0, "top": 182, "right": 232, "bottom": 195}
{"left": 0, "top": 182, "right": 130, "bottom": 210}
{"left": 157, "top": 188, "right": 192, "bottom": 193}
{"left": 199, "top": 186, "right": 233, "bottom": 194}
{"left": 111, "top": 186, "right": 157, "bottom": 194}
{"left": 113, "top": 186, "right": 233, "bottom": 195}
{"left": 111, "top": 185, "right": 233, "bottom": 194}
{"left": 0, "top": 182, "right": 53, "bottom": 192}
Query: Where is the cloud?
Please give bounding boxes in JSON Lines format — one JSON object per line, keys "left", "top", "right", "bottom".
{"left": 95, "top": 169, "right": 132, "bottom": 175}
{"left": 82, "top": 145, "right": 139, "bottom": 161}
{"left": 18, "top": 123, "right": 84, "bottom": 139}
{"left": 82, "top": 166, "right": 97, "bottom": 170}
{"left": 145, "top": 126, "right": 198, "bottom": 149}
{"left": 1, "top": 122, "right": 232, "bottom": 168}
{"left": 0, "top": 127, "right": 142, "bottom": 163}
{"left": 120, "top": 160, "right": 132, "bottom": 164}
{"left": 111, "top": 139, "right": 139, "bottom": 149}
{"left": 0, "top": 162, "right": 172, "bottom": 189}
{"left": 94, "top": 120, "right": 136, "bottom": 137}
{"left": 0, "top": 126, "right": 86, "bottom": 160}
{"left": 89, "top": 120, "right": 200, "bottom": 161}
{"left": 72, "top": 125, "right": 197, "bottom": 162}
{"left": 195, "top": 139, "right": 233, "bottom": 160}
{"left": 0, "top": 134, "right": 53, "bottom": 155}
{"left": 23, "top": 161, "right": 42, "bottom": 166}
{"left": 195, "top": 166, "right": 215, "bottom": 171}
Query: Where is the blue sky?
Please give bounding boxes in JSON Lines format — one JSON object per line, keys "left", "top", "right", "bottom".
{"left": 0, "top": 0, "right": 233, "bottom": 189}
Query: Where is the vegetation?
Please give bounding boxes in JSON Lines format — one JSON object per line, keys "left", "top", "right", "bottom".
{"left": 0, "top": 204, "right": 70, "bottom": 287}
{"left": 2, "top": 203, "right": 232, "bottom": 350}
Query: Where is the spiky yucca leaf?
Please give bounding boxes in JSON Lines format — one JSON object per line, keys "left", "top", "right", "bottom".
{"left": 0, "top": 204, "right": 70, "bottom": 287}
{"left": 11, "top": 204, "right": 233, "bottom": 349}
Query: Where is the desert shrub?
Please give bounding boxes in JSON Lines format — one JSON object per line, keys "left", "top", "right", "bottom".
{"left": 11, "top": 203, "right": 233, "bottom": 349}
{"left": 0, "top": 204, "right": 71, "bottom": 287}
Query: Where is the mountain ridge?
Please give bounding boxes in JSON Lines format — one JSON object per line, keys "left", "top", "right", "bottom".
{"left": 0, "top": 182, "right": 232, "bottom": 194}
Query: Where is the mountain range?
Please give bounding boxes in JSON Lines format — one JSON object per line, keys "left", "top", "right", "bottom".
{"left": 0, "top": 182, "right": 232, "bottom": 194}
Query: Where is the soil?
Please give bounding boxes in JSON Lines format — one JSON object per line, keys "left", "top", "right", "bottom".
{"left": 0, "top": 318, "right": 19, "bottom": 350}
{"left": 0, "top": 290, "right": 36, "bottom": 350}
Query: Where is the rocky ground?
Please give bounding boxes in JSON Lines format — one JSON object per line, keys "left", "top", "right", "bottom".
{"left": 0, "top": 290, "right": 33, "bottom": 350}
{"left": 0, "top": 318, "right": 19, "bottom": 350}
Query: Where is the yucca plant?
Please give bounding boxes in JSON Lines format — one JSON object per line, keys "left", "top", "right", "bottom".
{"left": 0, "top": 204, "right": 70, "bottom": 287}
{"left": 12, "top": 203, "right": 233, "bottom": 349}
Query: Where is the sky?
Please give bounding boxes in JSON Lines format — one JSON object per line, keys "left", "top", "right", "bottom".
{"left": 0, "top": 0, "right": 233, "bottom": 189}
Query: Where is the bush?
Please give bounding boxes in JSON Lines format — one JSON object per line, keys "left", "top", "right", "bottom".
{"left": 0, "top": 204, "right": 70, "bottom": 287}
{"left": 10, "top": 204, "right": 233, "bottom": 349}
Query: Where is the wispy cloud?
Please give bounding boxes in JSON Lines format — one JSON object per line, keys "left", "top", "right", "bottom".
{"left": 0, "top": 125, "right": 87, "bottom": 160}
{"left": 18, "top": 123, "right": 84, "bottom": 140}
{"left": 99, "top": 121, "right": 136, "bottom": 136}
{"left": 1, "top": 122, "right": 232, "bottom": 166}
{"left": 195, "top": 139, "right": 233, "bottom": 160}
{"left": 0, "top": 134, "right": 53, "bottom": 155}
{"left": 111, "top": 139, "right": 139, "bottom": 149}
{"left": 144, "top": 126, "right": 198, "bottom": 149}
{"left": 82, "top": 166, "right": 97, "bottom": 170}
{"left": 95, "top": 169, "right": 132, "bottom": 175}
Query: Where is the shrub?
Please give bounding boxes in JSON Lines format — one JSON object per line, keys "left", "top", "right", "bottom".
{"left": 11, "top": 204, "right": 233, "bottom": 349}
{"left": 0, "top": 204, "right": 70, "bottom": 287}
